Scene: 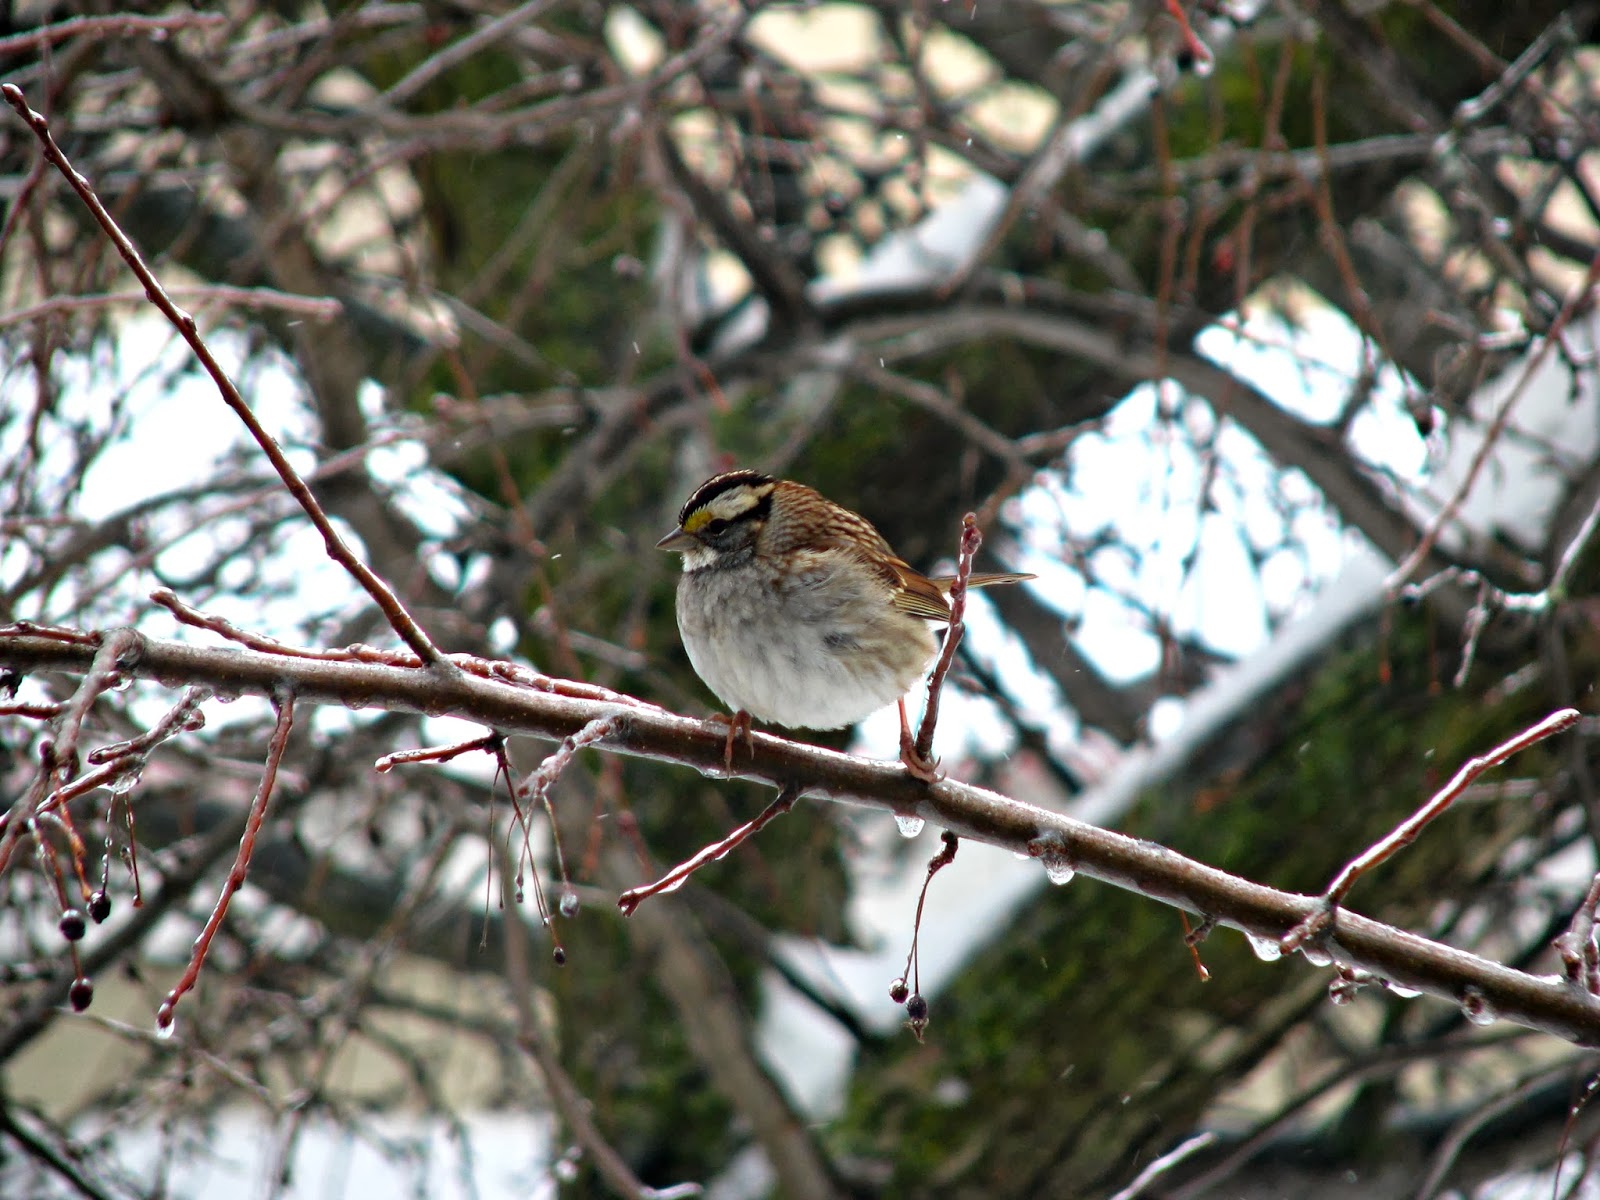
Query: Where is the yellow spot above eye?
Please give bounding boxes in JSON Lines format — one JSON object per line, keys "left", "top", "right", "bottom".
{"left": 682, "top": 484, "right": 768, "bottom": 533}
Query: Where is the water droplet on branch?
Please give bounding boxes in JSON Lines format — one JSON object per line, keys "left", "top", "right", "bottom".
{"left": 894, "top": 815, "right": 924, "bottom": 839}
{"left": 1246, "top": 934, "right": 1282, "bottom": 962}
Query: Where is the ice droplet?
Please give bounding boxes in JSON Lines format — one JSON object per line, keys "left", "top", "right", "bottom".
{"left": 1246, "top": 934, "right": 1282, "bottom": 962}
{"left": 1299, "top": 943, "right": 1333, "bottom": 967}
{"left": 1041, "top": 854, "right": 1075, "bottom": 886}
{"left": 895, "top": 815, "right": 925, "bottom": 839}
{"left": 108, "top": 768, "right": 143, "bottom": 797}
{"left": 1461, "top": 987, "right": 1496, "bottom": 1026}
{"left": 558, "top": 889, "right": 580, "bottom": 919}
{"left": 1386, "top": 981, "right": 1422, "bottom": 999}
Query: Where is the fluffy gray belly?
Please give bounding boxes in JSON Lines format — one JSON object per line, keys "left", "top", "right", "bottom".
{"left": 675, "top": 564, "right": 937, "bottom": 730}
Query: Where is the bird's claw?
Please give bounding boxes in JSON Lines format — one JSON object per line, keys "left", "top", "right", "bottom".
{"left": 709, "top": 710, "right": 755, "bottom": 773}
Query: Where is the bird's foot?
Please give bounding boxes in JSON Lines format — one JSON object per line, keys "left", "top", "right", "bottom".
{"left": 707, "top": 710, "right": 755, "bottom": 773}
{"left": 897, "top": 697, "right": 942, "bottom": 782}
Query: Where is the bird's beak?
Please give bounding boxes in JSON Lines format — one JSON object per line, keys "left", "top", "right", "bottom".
{"left": 656, "top": 527, "right": 696, "bottom": 552}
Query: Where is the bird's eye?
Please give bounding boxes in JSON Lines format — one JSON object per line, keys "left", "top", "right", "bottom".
{"left": 704, "top": 518, "right": 729, "bottom": 535}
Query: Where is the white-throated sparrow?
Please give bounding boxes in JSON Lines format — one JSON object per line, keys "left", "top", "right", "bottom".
{"left": 657, "top": 469, "right": 1031, "bottom": 775}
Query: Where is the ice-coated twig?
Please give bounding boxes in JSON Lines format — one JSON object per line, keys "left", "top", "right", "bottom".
{"left": 156, "top": 691, "right": 296, "bottom": 1031}
{"left": 86, "top": 685, "right": 211, "bottom": 765}
{"left": 1106, "top": 1131, "right": 1218, "bottom": 1200}
{"left": 0, "top": 629, "right": 138, "bottom": 879}
{"left": 1283, "top": 707, "right": 1580, "bottom": 952}
{"left": 903, "top": 513, "right": 981, "bottom": 778}
{"left": 617, "top": 781, "right": 804, "bottom": 916}
{"left": 375, "top": 734, "right": 500, "bottom": 772}
{"left": 1, "top": 84, "right": 444, "bottom": 667}
{"left": 890, "top": 831, "right": 959, "bottom": 1041}
{"left": 1553, "top": 870, "right": 1600, "bottom": 995}
{"left": 1386, "top": 250, "right": 1600, "bottom": 593}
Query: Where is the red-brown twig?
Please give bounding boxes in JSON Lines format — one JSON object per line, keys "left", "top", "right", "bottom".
{"left": 617, "top": 781, "right": 803, "bottom": 916}
{"left": 0, "top": 629, "right": 137, "bottom": 879}
{"left": 1554, "top": 871, "right": 1600, "bottom": 996}
{"left": 0, "top": 11, "right": 225, "bottom": 56}
{"left": 1161, "top": 0, "right": 1215, "bottom": 75}
{"left": 0, "top": 621, "right": 100, "bottom": 646}
{"left": 19, "top": 686, "right": 213, "bottom": 871}
{"left": 910, "top": 513, "right": 981, "bottom": 769}
{"left": 0, "top": 285, "right": 340, "bottom": 332}
{"left": 86, "top": 685, "right": 210, "bottom": 767}
{"left": 1180, "top": 912, "right": 1214, "bottom": 982}
{"left": 514, "top": 715, "right": 622, "bottom": 936}
{"left": 1, "top": 84, "right": 445, "bottom": 667}
{"left": 1282, "top": 707, "right": 1581, "bottom": 952}
{"left": 374, "top": 734, "right": 500, "bottom": 772}
{"left": 1386, "top": 249, "right": 1600, "bottom": 593}
{"left": 892, "top": 831, "right": 959, "bottom": 1041}
{"left": 0, "top": 701, "right": 65, "bottom": 718}
{"left": 155, "top": 691, "right": 296, "bottom": 1031}
{"left": 152, "top": 588, "right": 417, "bottom": 663}
{"left": 9, "top": 626, "right": 1600, "bottom": 1045}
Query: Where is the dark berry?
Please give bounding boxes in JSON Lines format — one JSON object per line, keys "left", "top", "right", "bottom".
{"left": 68, "top": 977, "right": 93, "bottom": 1012}
{"left": 906, "top": 993, "right": 929, "bottom": 1022}
{"left": 58, "top": 909, "right": 86, "bottom": 941}
{"left": 88, "top": 892, "right": 112, "bottom": 923}
{"left": 888, "top": 978, "right": 910, "bottom": 1004}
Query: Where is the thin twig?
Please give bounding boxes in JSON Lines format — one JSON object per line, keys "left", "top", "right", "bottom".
{"left": 155, "top": 691, "right": 296, "bottom": 1031}
{"left": 893, "top": 831, "right": 959, "bottom": 1041}
{"left": 375, "top": 735, "right": 500, "bottom": 772}
{"left": 1, "top": 85, "right": 445, "bottom": 666}
{"left": 8, "top": 627, "right": 1600, "bottom": 1045}
{"left": 0, "top": 629, "right": 137, "bottom": 878}
{"left": 617, "top": 782, "right": 804, "bottom": 915}
{"left": 1386, "top": 250, "right": 1600, "bottom": 592}
{"left": 0, "top": 11, "right": 225, "bottom": 56}
{"left": 382, "top": 0, "right": 561, "bottom": 107}
{"left": 1555, "top": 872, "right": 1600, "bottom": 995}
{"left": 1283, "top": 708, "right": 1581, "bottom": 952}
{"left": 0, "top": 285, "right": 340, "bottom": 331}
{"left": 914, "top": 514, "right": 981, "bottom": 764}
{"left": 1106, "top": 1131, "right": 1218, "bottom": 1200}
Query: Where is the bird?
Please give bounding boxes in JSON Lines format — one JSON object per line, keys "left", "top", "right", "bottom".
{"left": 656, "top": 469, "right": 1032, "bottom": 779}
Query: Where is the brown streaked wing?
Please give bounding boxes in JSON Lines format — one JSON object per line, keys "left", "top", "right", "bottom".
{"left": 884, "top": 558, "right": 954, "bottom": 621}
{"left": 931, "top": 571, "right": 1037, "bottom": 592}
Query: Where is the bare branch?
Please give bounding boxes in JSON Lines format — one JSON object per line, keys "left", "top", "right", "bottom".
{"left": 5, "top": 626, "right": 1599, "bottom": 1046}
{"left": 0, "top": 84, "right": 446, "bottom": 666}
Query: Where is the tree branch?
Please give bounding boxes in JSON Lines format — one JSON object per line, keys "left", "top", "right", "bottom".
{"left": 4, "top": 625, "right": 1598, "bottom": 1046}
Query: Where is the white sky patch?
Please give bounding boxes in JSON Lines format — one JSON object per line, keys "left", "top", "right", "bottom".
{"left": 95, "top": 1111, "right": 554, "bottom": 1200}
